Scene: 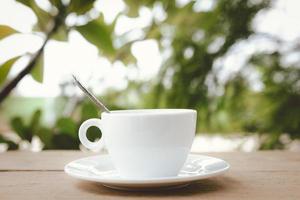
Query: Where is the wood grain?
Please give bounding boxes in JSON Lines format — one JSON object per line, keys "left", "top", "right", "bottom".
{"left": 1, "top": 151, "right": 299, "bottom": 171}
{"left": 0, "top": 150, "right": 95, "bottom": 171}
{"left": 0, "top": 151, "right": 299, "bottom": 199}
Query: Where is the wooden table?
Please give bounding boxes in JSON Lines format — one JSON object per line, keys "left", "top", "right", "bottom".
{"left": 0, "top": 151, "right": 299, "bottom": 200}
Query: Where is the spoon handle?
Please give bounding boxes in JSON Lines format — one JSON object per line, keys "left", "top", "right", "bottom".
{"left": 72, "top": 75, "right": 110, "bottom": 113}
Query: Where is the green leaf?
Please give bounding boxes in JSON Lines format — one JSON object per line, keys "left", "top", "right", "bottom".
{"left": 119, "top": 52, "right": 137, "bottom": 65}
{"left": 51, "top": 25, "right": 68, "bottom": 41}
{"left": 16, "top": 0, "right": 52, "bottom": 32}
{"left": 113, "top": 40, "right": 137, "bottom": 64}
{"left": 31, "top": 52, "right": 44, "bottom": 83}
{"left": 0, "top": 25, "right": 18, "bottom": 40}
{"left": 122, "top": 0, "right": 156, "bottom": 17}
{"left": 10, "top": 117, "right": 27, "bottom": 140}
{"left": 123, "top": 0, "right": 141, "bottom": 17}
{"left": 0, "top": 56, "right": 20, "bottom": 85}
{"left": 29, "top": 109, "right": 42, "bottom": 131}
{"left": 80, "top": 102, "right": 99, "bottom": 121}
{"left": 49, "top": 0, "right": 63, "bottom": 9}
{"left": 76, "top": 16, "right": 115, "bottom": 55}
{"left": 56, "top": 117, "right": 77, "bottom": 138}
{"left": 68, "top": 0, "right": 96, "bottom": 15}
{"left": 36, "top": 128, "right": 53, "bottom": 149}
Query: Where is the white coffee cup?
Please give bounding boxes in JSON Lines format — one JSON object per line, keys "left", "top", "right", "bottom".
{"left": 79, "top": 109, "right": 197, "bottom": 179}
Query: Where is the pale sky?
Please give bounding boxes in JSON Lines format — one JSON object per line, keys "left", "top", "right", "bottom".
{"left": 0, "top": 0, "right": 299, "bottom": 97}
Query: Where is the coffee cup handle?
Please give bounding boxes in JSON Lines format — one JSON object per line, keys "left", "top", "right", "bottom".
{"left": 79, "top": 118, "right": 103, "bottom": 150}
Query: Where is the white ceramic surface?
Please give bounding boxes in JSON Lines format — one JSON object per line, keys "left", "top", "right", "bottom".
{"left": 64, "top": 154, "right": 230, "bottom": 191}
{"left": 79, "top": 109, "right": 197, "bottom": 179}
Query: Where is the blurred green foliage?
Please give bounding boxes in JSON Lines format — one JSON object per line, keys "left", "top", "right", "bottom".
{"left": 0, "top": 0, "right": 299, "bottom": 150}
{"left": 1, "top": 101, "right": 103, "bottom": 150}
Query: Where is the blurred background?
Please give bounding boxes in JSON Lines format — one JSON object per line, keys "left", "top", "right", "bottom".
{"left": 0, "top": 0, "right": 299, "bottom": 152}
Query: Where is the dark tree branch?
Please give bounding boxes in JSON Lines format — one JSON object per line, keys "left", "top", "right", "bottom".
{"left": 0, "top": 13, "right": 63, "bottom": 104}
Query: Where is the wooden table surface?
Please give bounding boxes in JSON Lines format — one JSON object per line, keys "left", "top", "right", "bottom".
{"left": 0, "top": 151, "right": 299, "bottom": 200}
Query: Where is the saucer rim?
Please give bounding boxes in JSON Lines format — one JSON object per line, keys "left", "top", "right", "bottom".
{"left": 64, "top": 153, "right": 230, "bottom": 185}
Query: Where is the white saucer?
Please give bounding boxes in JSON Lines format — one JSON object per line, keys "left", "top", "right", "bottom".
{"left": 64, "top": 153, "right": 230, "bottom": 191}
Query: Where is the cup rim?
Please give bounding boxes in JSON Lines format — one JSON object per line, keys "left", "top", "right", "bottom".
{"left": 101, "top": 109, "right": 196, "bottom": 117}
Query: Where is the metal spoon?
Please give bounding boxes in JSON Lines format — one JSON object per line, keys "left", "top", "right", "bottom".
{"left": 72, "top": 75, "right": 110, "bottom": 113}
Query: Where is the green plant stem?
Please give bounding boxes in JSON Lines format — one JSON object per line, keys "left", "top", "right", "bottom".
{"left": 0, "top": 14, "right": 63, "bottom": 104}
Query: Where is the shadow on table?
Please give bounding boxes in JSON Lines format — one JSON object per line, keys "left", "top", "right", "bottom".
{"left": 76, "top": 176, "right": 238, "bottom": 197}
